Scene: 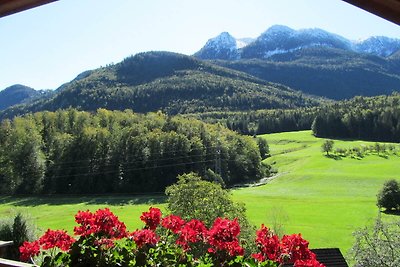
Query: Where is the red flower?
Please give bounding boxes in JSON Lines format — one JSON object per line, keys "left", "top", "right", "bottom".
{"left": 74, "top": 208, "right": 127, "bottom": 238}
{"left": 207, "top": 218, "right": 244, "bottom": 256}
{"left": 131, "top": 229, "right": 159, "bottom": 248}
{"left": 176, "top": 219, "right": 207, "bottom": 250}
{"left": 39, "top": 229, "right": 75, "bottom": 251}
{"left": 140, "top": 207, "right": 162, "bottom": 230}
{"left": 281, "top": 233, "right": 310, "bottom": 263}
{"left": 19, "top": 241, "right": 40, "bottom": 262}
{"left": 293, "top": 251, "right": 325, "bottom": 267}
{"left": 253, "top": 224, "right": 280, "bottom": 262}
{"left": 162, "top": 214, "right": 185, "bottom": 233}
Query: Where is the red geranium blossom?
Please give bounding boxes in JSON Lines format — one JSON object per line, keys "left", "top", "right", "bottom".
{"left": 19, "top": 241, "right": 40, "bottom": 262}
{"left": 162, "top": 214, "right": 185, "bottom": 233}
{"left": 281, "top": 233, "right": 311, "bottom": 263}
{"left": 207, "top": 218, "right": 244, "bottom": 256}
{"left": 74, "top": 208, "right": 127, "bottom": 238}
{"left": 39, "top": 229, "right": 75, "bottom": 251}
{"left": 252, "top": 224, "right": 280, "bottom": 262}
{"left": 140, "top": 207, "right": 162, "bottom": 230}
{"left": 176, "top": 219, "right": 207, "bottom": 250}
{"left": 294, "top": 255, "right": 325, "bottom": 267}
{"left": 131, "top": 229, "right": 159, "bottom": 248}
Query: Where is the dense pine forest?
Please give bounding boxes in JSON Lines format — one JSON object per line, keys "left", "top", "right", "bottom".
{"left": 0, "top": 52, "right": 321, "bottom": 120}
{"left": 312, "top": 94, "right": 400, "bottom": 142}
{"left": 188, "top": 94, "right": 400, "bottom": 142}
{"left": 188, "top": 107, "right": 320, "bottom": 135}
{"left": 0, "top": 109, "right": 266, "bottom": 194}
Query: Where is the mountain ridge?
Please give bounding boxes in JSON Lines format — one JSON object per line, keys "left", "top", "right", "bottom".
{"left": 0, "top": 51, "right": 322, "bottom": 119}
{"left": 195, "top": 25, "right": 400, "bottom": 60}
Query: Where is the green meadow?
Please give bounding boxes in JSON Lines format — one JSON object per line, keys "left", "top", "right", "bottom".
{"left": 1, "top": 130, "right": 399, "bottom": 256}
{"left": 232, "top": 130, "right": 400, "bottom": 254}
{"left": 0, "top": 195, "right": 167, "bottom": 233}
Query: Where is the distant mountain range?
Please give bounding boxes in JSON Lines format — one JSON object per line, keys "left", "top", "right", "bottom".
{"left": 0, "top": 52, "right": 322, "bottom": 119}
{"left": 1, "top": 25, "right": 400, "bottom": 117}
{"left": 0, "top": 84, "right": 53, "bottom": 111}
{"left": 195, "top": 25, "right": 400, "bottom": 99}
{"left": 195, "top": 25, "right": 400, "bottom": 60}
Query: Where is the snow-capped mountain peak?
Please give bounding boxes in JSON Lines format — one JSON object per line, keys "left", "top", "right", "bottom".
{"left": 261, "top": 25, "right": 294, "bottom": 36}
{"left": 194, "top": 25, "right": 400, "bottom": 60}
{"left": 194, "top": 32, "right": 241, "bottom": 60}
{"left": 353, "top": 36, "right": 400, "bottom": 57}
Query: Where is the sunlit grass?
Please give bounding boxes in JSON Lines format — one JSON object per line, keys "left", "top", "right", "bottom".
{"left": 1, "top": 130, "right": 399, "bottom": 256}
{"left": 232, "top": 130, "right": 400, "bottom": 254}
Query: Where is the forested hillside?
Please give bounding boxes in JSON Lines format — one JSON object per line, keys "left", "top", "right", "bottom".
{"left": 0, "top": 84, "right": 43, "bottom": 110}
{"left": 187, "top": 107, "right": 319, "bottom": 135}
{"left": 214, "top": 47, "right": 400, "bottom": 100}
{"left": 0, "top": 52, "right": 321, "bottom": 119}
{"left": 188, "top": 94, "right": 400, "bottom": 142}
{"left": 312, "top": 94, "right": 400, "bottom": 142}
{"left": 0, "top": 109, "right": 265, "bottom": 194}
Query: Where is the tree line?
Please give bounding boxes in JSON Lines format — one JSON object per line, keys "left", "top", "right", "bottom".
{"left": 312, "top": 94, "right": 400, "bottom": 142}
{"left": 0, "top": 109, "right": 266, "bottom": 195}
{"left": 187, "top": 107, "right": 319, "bottom": 135}
{"left": 190, "top": 94, "right": 400, "bottom": 143}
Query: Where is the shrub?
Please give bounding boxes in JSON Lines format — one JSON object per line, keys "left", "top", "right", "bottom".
{"left": 165, "top": 172, "right": 256, "bottom": 253}
{"left": 0, "top": 213, "right": 37, "bottom": 260}
{"left": 376, "top": 179, "right": 400, "bottom": 211}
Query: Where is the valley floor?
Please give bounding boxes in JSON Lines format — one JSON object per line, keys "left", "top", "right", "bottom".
{"left": 1, "top": 130, "right": 399, "bottom": 258}
{"left": 232, "top": 130, "right": 400, "bottom": 255}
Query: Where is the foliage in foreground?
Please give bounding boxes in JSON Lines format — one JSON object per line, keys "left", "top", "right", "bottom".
{"left": 19, "top": 207, "right": 324, "bottom": 267}
{"left": 349, "top": 216, "right": 400, "bottom": 267}
{"left": 166, "top": 173, "right": 255, "bottom": 253}
{"left": 0, "top": 213, "right": 37, "bottom": 260}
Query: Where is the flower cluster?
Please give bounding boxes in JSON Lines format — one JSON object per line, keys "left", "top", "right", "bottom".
{"left": 19, "top": 241, "right": 40, "bottom": 262}
{"left": 252, "top": 225, "right": 324, "bottom": 267}
{"left": 19, "top": 207, "right": 325, "bottom": 267}
{"left": 207, "top": 218, "right": 244, "bottom": 256}
{"left": 74, "top": 207, "right": 127, "bottom": 238}
{"left": 176, "top": 219, "right": 207, "bottom": 250}
{"left": 162, "top": 214, "right": 185, "bottom": 233}
{"left": 130, "top": 229, "right": 159, "bottom": 248}
{"left": 19, "top": 229, "right": 75, "bottom": 262}
{"left": 140, "top": 207, "right": 162, "bottom": 230}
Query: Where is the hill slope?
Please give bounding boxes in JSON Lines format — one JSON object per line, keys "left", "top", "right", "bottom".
{"left": 0, "top": 52, "right": 322, "bottom": 119}
{"left": 233, "top": 130, "right": 400, "bottom": 252}
{"left": 0, "top": 84, "right": 42, "bottom": 110}
{"left": 195, "top": 25, "right": 400, "bottom": 99}
{"left": 214, "top": 47, "right": 400, "bottom": 100}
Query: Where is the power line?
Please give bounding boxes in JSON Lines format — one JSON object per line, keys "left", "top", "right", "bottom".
{"left": 47, "top": 159, "right": 215, "bottom": 180}
{"left": 47, "top": 152, "right": 218, "bottom": 172}
{"left": 45, "top": 144, "right": 221, "bottom": 167}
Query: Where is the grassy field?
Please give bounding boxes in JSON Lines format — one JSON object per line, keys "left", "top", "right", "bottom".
{"left": 1, "top": 130, "right": 399, "bottom": 257}
{"left": 232, "top": 130, "right": 400, "bottom": 254}
{"left": 0, "top": 195, "right": 166, "bottom": 233}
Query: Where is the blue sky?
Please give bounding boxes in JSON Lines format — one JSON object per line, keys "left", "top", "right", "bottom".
{"left": 1, "top": 0, "right": 400, "bottom": 90}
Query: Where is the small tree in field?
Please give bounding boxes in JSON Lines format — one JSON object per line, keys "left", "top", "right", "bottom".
{"left": 321, "top": 139, "right": 334, "bottom": 155}
{"left": 165, "top": 172, "right": 255, "bottom": 250}
{"left": 377, "top": 179, "right": 400, "bottom": 211}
